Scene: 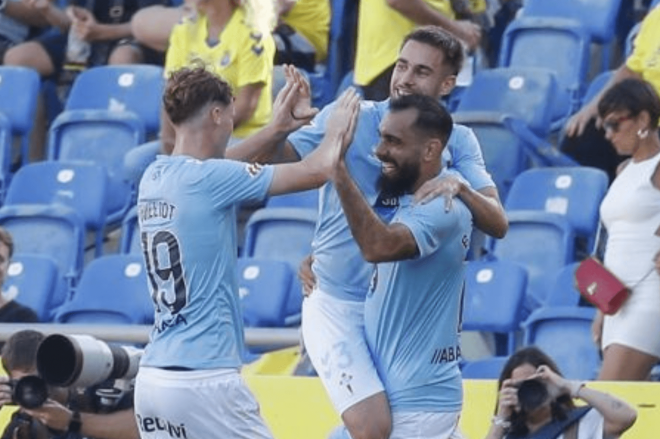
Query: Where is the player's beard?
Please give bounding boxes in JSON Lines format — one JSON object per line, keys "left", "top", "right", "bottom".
{"left": 377, "top": 160, "right": 420, "bottom": 198}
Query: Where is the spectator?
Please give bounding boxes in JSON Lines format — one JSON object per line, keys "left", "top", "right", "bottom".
{"left": 485, "top": 346, "right": 636, "bottom": 439}
{"left": 0, "top": 0, "right": 53, "bottom": 63}
{"left": 0, "top": 329, "right": 139, "bottom": 439}
{"left": 0, "top": 227, "right": 38, "bottom": 323}
{"left": 592, "top": 78, "right": 660, "bottom": 381}
{"left": 353, "top": 0, "right": 482, "bottom": 100}
{"left": 159, "top": 0, "right": 276, "bottom": 153}
{"left": 563, "top": 4, "right": 660, "bottom": 182}
{"left": 275, "top": 0, "right": 330, "bottom": 65}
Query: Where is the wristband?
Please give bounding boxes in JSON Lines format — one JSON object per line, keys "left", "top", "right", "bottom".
{"left": 492, "top": 415, "right": 511, "bottom": 430}
{"left": 68, "top": 410, "right": 82, "bottom": 434}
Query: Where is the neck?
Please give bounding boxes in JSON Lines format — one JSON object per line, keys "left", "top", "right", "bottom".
{"left": 171, "top": 125, "right": 222, "bottom": 160}
{"left": 632, "top": 131, "right": 660, "bottom": 162}
{"left": 203, "top": 0, "right": 235, "bottom": 27}
{"left": 525, "top": 407, "right": 553, "bottom": 435}
{"left": 411, "top": 165, "right": 441, "bottom": 193}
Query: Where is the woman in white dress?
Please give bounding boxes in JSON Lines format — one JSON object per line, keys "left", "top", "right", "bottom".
{"left": 484, "top": 347, "right": 637, "bottom": 439}
{"left": 593, "top": 78, "right": 660, "bottom": 380}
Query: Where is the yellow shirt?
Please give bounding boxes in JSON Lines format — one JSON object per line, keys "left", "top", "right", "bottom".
{"left": 281, "top": 0, "right": 330, "bottom": 62}
{"left": 354, "top": 0, "right": 454, "bottom": 86}
{"left": 165, "top": 7, "right": 275, "bottom": 139}
{"left": 626, "top": 6, "right": 660, "bottom": 95}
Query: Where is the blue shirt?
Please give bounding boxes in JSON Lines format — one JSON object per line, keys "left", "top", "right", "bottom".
{"left": 137, "top": 155, "right": 274, "bottom": 369}
{"left": 290, "top": 99, "right": 492, "bottom": 301}
{"left": 365, "top": 193, "right": 472, "bottom": 412}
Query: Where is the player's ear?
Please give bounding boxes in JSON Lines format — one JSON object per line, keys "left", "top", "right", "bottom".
{"left": 423, "top": 138, "right": 443, "bottom": 161}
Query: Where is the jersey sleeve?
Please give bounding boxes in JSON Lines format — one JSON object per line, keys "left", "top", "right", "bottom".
{"left": 203, "top": 159, "right": 275, "bottom": 208}
{"left": 164, "top": 22, "right": 188, "bottom": 77}
{"left": 446, "top": 124, "right": 495, "bottom": 191}
{"left": 394, "top": 199, "right": 470, "bottom": 259}
{"left": 234, "top": 29, "right": 275, "bottom": 89}
{"left": 626, "top": 7, "right": 660, "bottom": 73}
{"left": 288, "top": 100, "right": 338, "bottom": 159}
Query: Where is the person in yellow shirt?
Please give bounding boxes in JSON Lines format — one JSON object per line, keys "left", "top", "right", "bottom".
{"left": 160, "top": 0, "right": 275, "bottom": 153}
{"left": 563, "top": 4, "right": 660, "bottom": 181}
{"left": 277, "top": 0, "right": 330, "bottom": 63}
{"left": 354, "top": 0, "right": 482, "bottom": 100}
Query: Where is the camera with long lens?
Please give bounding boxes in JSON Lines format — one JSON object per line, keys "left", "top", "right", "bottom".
{"left": 7, "top": 376, "right": 48, "bottom": 409}
{"left": 516, "top": 379, "right": 550, "bottom": 412}
{"left": 36, "top": 334, "right": 142, "bottom": 389}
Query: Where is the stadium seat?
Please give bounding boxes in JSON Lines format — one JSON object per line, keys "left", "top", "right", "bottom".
{"left": 0, "top": 67, "right": 40, "bottom": 196}
{"left": 461, "top": 356, "right": 508, "bottom": 379}
{"left": 581, "top": 70, "right": 615, "bottom": 105}
{"left": 504, "top": 167, "right": 608, "bottom": 257}
{"left": 488, "top": 211, "right": 576, "bottom": 315}
{"left": 47, "top": 110, "right": 144, "bottom": 224}
{"left": 499, "top": 17, "right": 591, "bottom": 127}
{"left": 0, "top": 205, "right": 85, "bottom": 289}
{"left": 308, "top": 0, "right": 358, "bottom": 107}
{"left": 463, "top": 260, "right": 528, "bottom": 355}
{"left": 242, "top": 208, "right": 317, "bottom": 272}
{"left": 544, "top": 262, "right": 582, "bottom": 307}
{"left": 238, "top": 257, "right": 302, "bottom": 328}
{"left": 456, "top": 67, "right": 559, "bottom": 138}
{"left": 56, "top": 254, "right": 153, "bottom": 325}
{"left": 119, "top": 206, "right": 141, "bottom": 255}
{"left": 4, "top": 254, "right": 67, "bottom": 322}
{"left": 4, "top": 161, "right": 109, "bottom": 255}
{"left": 65, "top": 65, "right": 164, "bottom": 136}
{"left": 523, "top": 306, "right": 600, "bottom": 380}
{"left": 266, "top": 189, "right": 319, "bottom": 209}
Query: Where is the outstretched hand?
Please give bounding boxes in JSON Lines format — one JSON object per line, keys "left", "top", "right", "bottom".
{"left": 414, "top": 174, "right": 464, "bottom": 211}
{"left": 272, "top": 65, "right": 319, "bottom": 133}
{"left": 326, "top": 87, "right": 361, "bottom": 162}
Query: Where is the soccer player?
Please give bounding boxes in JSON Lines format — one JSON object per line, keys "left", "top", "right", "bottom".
{"left": 132, "top": 65, "right": 356, "bottom": 439}
{"left": 332, "top": 93, "right": 471, "bottom": 438}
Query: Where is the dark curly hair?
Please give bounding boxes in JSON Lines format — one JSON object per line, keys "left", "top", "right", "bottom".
{"left": 598, "top": 78, "right": 660, "bottom": 128}
{"left": 163, "top": 64, "right": 233, "bottom": 126}
{"left": 497, "top": 347, "right": 576, "bottom": 438}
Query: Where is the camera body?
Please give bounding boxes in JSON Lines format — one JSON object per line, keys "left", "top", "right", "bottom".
{"left": 516, "top": 378, "right": 550, "bottom": 412}
{"left": 7, "top": 376, "right": 48, "bottom": 409}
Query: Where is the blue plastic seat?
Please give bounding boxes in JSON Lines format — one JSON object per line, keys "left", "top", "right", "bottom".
{"left": 544, "top": 262, "right": 582, "bottom": 307}
{"left": 461, "top": 356, "right": 508, "bottom": 379}
{"left": 65, "top": 65, "right": 164, "bottom": 136}
{"left": 489, "top": 211, "right": 576, "bottom": 315}
{"left": 4, "top": 161, "right": 109, "bottom": 255}
{"left": 119, "top": 206, "right": 141, "bottom": 255}
{"left": 0, "top": 205, "right": 85, "bottom": 289}
{"left": 5, "top": 254, "right": 67, "bottom": 322}
{"left": 266, "top": 189, "right": 319, "bottom": 209}
{"left": 0, "top": 67, "right": 40, "bottom": 196}
{"left": 242, "top": 207, "right": 317, "bottom": 272}
{"left": 463, "top": 260, "right": 528, "bottom": 354}
{"left": 523, "top": 306, "right": 600, "bottom": 380}
{"left": 238, "top": 257, "right": 302, "bottom": 328}
{"left": 456, "top": 67, "right": 559, "bottom": 138}
{"left": 56, "top": 254, "right": 153, "bottom": 324}
{"left": 499, "top": 17, "right": 591, "bottom": 126}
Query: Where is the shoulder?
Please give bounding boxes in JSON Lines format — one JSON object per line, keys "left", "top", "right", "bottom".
{"left": 447, "top": 124, "right": 478, "bottom": 147}
{"left": 616, "top": 158, "right": 632, "bottom": 176}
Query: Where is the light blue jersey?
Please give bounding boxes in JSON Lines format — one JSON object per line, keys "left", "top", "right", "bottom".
{"left": 365, "top": 193, "right": 472, "bottom": 412}
{"left": 290, "top": 99, "right": 492, "bottom": 301}
{"left": 137, "top": 155, "right": 274, "bottom": 370}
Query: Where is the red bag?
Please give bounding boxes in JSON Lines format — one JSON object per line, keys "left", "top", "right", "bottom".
{"left": 575, "top": 257, "right": 629, "bottom": 315}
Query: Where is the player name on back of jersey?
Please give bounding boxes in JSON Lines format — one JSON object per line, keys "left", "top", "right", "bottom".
{"left": 139, "top": 201, "right": 177, "bottom": 223}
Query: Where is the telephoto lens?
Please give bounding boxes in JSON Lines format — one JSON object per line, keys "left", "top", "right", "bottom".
{"left": 11, "top": 375, "right": 48, "bottom": 409}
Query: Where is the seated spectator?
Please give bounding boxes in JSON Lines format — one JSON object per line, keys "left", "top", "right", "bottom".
{"left": 485, "top": 347, "right": 637, "bottom": 439}
{"left": 275, "top": 0, "right": 330, "bottom": 65}
{"left": 563, "top": 4, "right": 660, "bottom": 182}
{"left": 159, "top": 0, "right": 275, "bottom": 153}
{"left": 0, "top": 330, "right": 139, "bottom": 439}
{"left": 3, "top": 0, "right": 167, "bottom": 160}
{"left": 0, "top": 0, "right": 54, "bottom": 63}
{"left": 0, "top": 227, "right": 38, "bottom": 323}
{"left": 592, "top": 78, "right": 660, "bottom": 381}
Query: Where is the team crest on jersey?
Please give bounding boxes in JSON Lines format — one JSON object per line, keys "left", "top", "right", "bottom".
{"left": 220, "top": 51, "right": 231, "bottom": 67}
{"left": 245, "top": 162, "right": 264, "bottom": 177}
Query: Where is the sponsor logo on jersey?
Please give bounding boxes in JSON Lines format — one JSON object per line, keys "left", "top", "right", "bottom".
{"left": 245, "top": 162, "right": 264, "bottom": 177}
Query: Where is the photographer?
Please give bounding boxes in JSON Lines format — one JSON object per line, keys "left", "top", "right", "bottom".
{"left": 0, "top": 330, "right": 139, "bottom": 439}
{"left": 485, "top": 347, "right": 637, "bottom": 439}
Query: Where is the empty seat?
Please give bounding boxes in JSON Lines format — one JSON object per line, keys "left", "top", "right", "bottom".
{"left": 544, "top": 262, "right": 582, "bottom": 307}
{"left": 0, "top": 205, "right": 86, "bottom": 289}
{"left": 523, "top": 306, "right": 600, "bottom": 380}
{"left": 266, "top": 189, "right": 319, "bottom": 209}
{"left": 463, "top": 260, "right": 528, "bottom": 355}
{"left": 5, "top": 161, "right": 109, "bottom": 255}
{"left": 119, "top": 206, "right": 141, "bottom": 255}
{"left": 56, "top": 254, "right": 152, "bottom": 324}
{"left": 242, "top": 207, "right": 317, "bottom": 272}
{"left": 461, "top": 356, "right": 508, "bottom": 379}
{"left": 5, "top": 254, "right": 67, "bottom": 322}
{"left": 238, "top": 257, "right": 302, "bottom": 328}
